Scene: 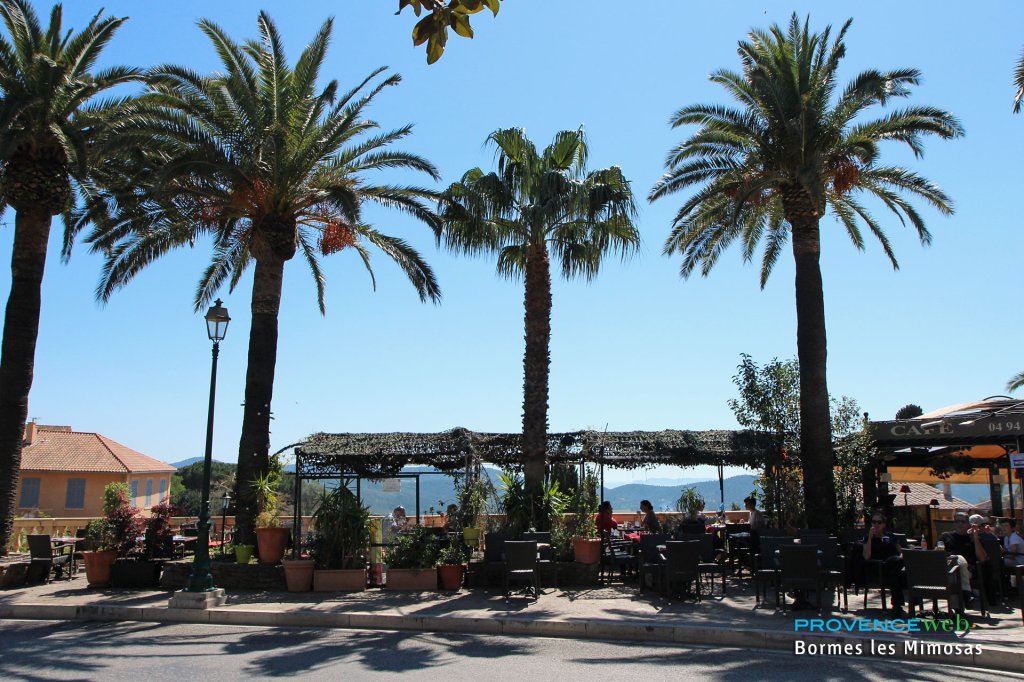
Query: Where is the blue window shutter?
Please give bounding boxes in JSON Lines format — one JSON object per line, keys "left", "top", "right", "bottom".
{"left": 65, "top": 479, "right": 86, "bottom": 509}
{"left": 19, "top": 477, "right": 40, "bottom": 507}
{"left": 159, "top": 478, "right": 166, "bottom": 502}
{"left": 145, "top": 479, "right": 153, "bottom": 509}
{"left": 130, "top": 480, "right": 138, "bottom": 501}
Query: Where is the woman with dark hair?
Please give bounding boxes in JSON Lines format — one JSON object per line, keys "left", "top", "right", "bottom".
{"left": 640, "top": 500, "right": 661, "bottom": 533}
{"left": 596, "top": 501, "right": 618, "bottom": 533}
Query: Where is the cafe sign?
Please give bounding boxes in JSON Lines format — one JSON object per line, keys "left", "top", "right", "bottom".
{"left": 870, "top": 414, "right": 1024, "bottom": 445}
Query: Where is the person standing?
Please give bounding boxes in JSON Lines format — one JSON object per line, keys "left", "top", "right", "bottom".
{"left": 382, "top": 506, "right": 407, "bottom": 542}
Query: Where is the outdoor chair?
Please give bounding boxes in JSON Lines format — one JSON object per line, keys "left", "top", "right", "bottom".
{"left": 637, "top": 534, "right": 667, "bottom": 594}
{"left": 776, "top": 545, "right": 824, "bottom": 615}
{"left": 73, "top": 527, "right": 88, "bottom": 568}
{"left": 759, "top": 528, "right": 789, "bottom": 538}
{"left": 181, "top": 526, "right": 199, "bottom": 555}
{"left": 860, "top": 559, "right": 889, "bottom": 611}
{"left": 797, "top": 528, "right": 829, "bottom": 540}
{"left": 903, "top": 549, "right": 961, "bottom": 617}
{"left": 663, "top": 540, "right": 702, "bottom": 602}
{"left": 725, "top": 523, "right": 752, "bottom": 577}
{"left": 979, "top": 536, "right": 1005, "bottom": 606}
{"left": 27, "top": 534, "right": 71, "bottom": 583}
{"left": 839, "top": 528, "right": 864, "bottom": 547}
{"left": 679, "top": 521, "right": 706, "bottom": 535}
{"left": 891, "top": 533, "right": 909, "bottom": 549}
{"left": 484, "top": 533, "right": 507, "bottom": 588}
{"left": 818, "top": 538, "right": 849, "bottom": 612}
{"left": 599, "top": 529, "right": 637, "bottom": 585}
{"left": 1016, "top": 565, "right": 1024, "bottom": 626}
{"left": 502, "top": 540, "right": 539, "bottom": 601}
{"left": 753, "top": 536, "right": 796, "bottom": 606}
{"left": 523, "top": 532, "right": 557, "bottom": 589}
{"left": 682, "top": 532, "right": 727, "bottom": 595}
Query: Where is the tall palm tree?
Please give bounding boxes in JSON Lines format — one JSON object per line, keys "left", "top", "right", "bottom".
{"left": 0, "top": 0, "right": 141, "bottom": 553}
{"left": 440, "top": 128, "right": 639, "bottom": 527}
{"left": 83, "top": 13, "right": 442, "bottom": 543}
{"left": 649, "top": 15, "right": 962, "bottom": 526}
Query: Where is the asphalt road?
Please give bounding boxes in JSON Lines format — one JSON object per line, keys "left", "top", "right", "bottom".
{"left": 0, "top": 620, "right": 1020, "bottom": 681}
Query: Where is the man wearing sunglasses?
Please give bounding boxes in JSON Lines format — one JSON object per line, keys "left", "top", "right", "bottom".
{"left": 939, "top": 512, "right": 988, "bottom": 608}
{"left": 860, "top": 512, "right": 905, "bottom": 612}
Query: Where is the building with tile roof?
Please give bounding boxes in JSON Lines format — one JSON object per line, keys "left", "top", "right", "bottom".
{"left": 16, "top": 421, "right": 176, "bottom": 518}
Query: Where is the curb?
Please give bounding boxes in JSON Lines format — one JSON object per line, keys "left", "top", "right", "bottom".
{"left": 0, "top": 602, "right": 1019, "bottom": 673}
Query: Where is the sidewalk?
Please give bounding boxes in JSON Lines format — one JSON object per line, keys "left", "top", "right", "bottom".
{"left": 1, "top": 576, "right": 1020, "bottom": 673}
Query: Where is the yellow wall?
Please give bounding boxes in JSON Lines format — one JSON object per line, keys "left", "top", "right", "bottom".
{"left": 16, "top": 471, "right": 172, "bottom": 518}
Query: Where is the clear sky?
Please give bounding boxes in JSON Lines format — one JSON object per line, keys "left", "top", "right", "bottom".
{"left": 4, "top": 1, "right": 1023, "bottom": 487}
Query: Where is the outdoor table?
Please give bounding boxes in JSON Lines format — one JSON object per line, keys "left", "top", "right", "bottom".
{"left": 50, "top": 537, "right": 81, "bottom": 575}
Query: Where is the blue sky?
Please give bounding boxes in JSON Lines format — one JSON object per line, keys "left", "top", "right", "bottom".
{"left": 3, "top": 1, "right": 1023, "bottom": 486}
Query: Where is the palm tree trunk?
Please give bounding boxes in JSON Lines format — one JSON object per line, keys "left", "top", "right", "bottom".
{"left": 789, "top": 211, "right": 837, "bottom": 528}
{"left": 0, "top": 207, "right": 51, "bottom": 555}
{"left": 233, "top": 256, "right": 285, "bottom": 545}
{"left": 522, "top": 241, "right": 551, "bottom": 530}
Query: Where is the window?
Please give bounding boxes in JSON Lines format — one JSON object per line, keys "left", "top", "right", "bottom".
{"left": 130, "top": 480, "right": 138, "bottom": 502}
{"left": 65, "top": 479, "right": 86, "bottom": 509}
{"left": 19, "top": 477, "right": 40, "bottom": 508}
{"left": 145, "top": 479, "right": 153, "bottom": 509}
{"left": 159, "top": 478, "right": 166, "bottom": 503}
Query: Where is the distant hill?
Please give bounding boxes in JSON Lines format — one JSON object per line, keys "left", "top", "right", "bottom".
{"left": 171, "top": 457, "right": 205, "bottom": 469}
{"left": 607, "top": 477, "right": 704, "bottom": 488}
{"left": 604, "top": 475, "right": 758, "bottom": 513}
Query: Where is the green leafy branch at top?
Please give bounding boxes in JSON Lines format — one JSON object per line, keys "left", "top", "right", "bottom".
{"left": 397, "top": 0, "right": 500, "bottom": 64}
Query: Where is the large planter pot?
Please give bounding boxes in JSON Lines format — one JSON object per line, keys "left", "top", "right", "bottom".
{"left": 386, "top": 567, "right": 438, "bottom": 591}
{"left": 82, "top": 550, "right": 118, "bottom": 588}
{"left": 314, "top": 568, "right": 366, "bottom": 592}
{"left": 437, "top": 564, "right": 465, "bottom": 591}
{"left": 110, "top": 559, "right": 162, "bottom": 588}
{"left": 255, "top": 527, "right": 290, "bottom": 564}
{"left": 462, "top": 527, "right": 481, "bottom": 547}
{"left": 282, "top": 558, "right": 315, "bottom": 592}
{"left": 235, "top": 545, "right": 254, "bottom": 564}
{"left": 572, "top": 537, "right": 601, "bottom": 565}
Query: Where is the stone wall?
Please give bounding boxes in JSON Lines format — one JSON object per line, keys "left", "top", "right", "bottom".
{"left": 161, "top": 559, "right": 285, "bottom": 591}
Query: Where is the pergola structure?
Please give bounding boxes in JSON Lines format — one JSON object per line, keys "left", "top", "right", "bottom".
{"left": 868, "top": 398, "right": 1024, "bottom": 520}
{"left": 288, "top": 426, "right": 779, "bottom": 548}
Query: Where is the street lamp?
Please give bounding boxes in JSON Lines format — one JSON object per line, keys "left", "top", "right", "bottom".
{"left": 185, "top": 299, "right": 230, "bottom": 594}
{"left": 220, "top": 492, "right": 231, "bottom": 557}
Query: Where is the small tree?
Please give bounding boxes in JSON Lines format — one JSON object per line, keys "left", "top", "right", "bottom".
{"left": 101, "top": 483, "right": 142, "bottom": 558}
{"left": 895, "top": 404, "right": 924, "bottom": 420}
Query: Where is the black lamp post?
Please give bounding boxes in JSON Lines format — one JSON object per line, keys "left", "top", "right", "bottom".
{"left": 220, "top": 492, "right": 231, "bottom": 557}
{"left": 185, "top": 299, "right": 230, "bottom": 593}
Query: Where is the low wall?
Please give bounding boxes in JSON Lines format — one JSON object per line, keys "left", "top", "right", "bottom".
{"left": 161, "top": 559, "right": 285, "bottom": 591}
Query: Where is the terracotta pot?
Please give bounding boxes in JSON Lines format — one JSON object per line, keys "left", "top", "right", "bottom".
{"left": 313, "top": 568, "right": 366, "bottom": 592}
{"left": 282, "top": 558, "right": 315, "bottom": 592}
{"left": 572, "top": 537, "right": 601, "bottom": 565}
{"left": 82, "top": 550, "right": 117, "bottom": 588}
{"left": 255, "top": 527, "right": 290, "bottom": 564}
{"left": 437, "top": 564, "right": 465, "bottom": 591}
{"left": 386, "top": 567, "right": 438, "bottom": 590}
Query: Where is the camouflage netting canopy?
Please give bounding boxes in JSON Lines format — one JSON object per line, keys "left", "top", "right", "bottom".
{"left": 294, "top": 427, "right": 778, "bottom": 478}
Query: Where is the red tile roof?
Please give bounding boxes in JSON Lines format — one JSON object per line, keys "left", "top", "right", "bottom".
{"left": 21, "top": 426, "right": 175, "bottom": 474}
{"left": 891, "top": 482, "right": 971, "bottom": 510}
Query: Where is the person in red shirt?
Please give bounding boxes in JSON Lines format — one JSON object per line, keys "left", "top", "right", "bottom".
{"left": 596, "top": 501, "right": 618, "bottom": 533}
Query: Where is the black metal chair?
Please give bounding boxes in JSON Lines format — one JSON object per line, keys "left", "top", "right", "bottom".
{"left": 681, "top": 532, "right": 726, "bottom": 595}
{"left": 818, "top": 538, "right": 849, "bottom": 612}
{"left": 599, "top": 529, "right": 637, "bottom": 585}
{"left": 523, "top": 532, "right": 557, "bottom": 589}
{"left": 483, "top": 533, "right": 506, "bottom": 587}
{"left": 860, "top": 558, "right": 889, "bottom": 611}
{"left": 663, "top": 540, "right": 702, "bottom": 602}
{"left": 777, "top": 545, "right": 824, "bottom": 614}
{"left": 27, "top": 534, "right": 71, "bottom": 583}
{"left": 637, "top": 534, "right": 667, "bottom": 594}
{"left": 979, "top": 536, "right": 1005, "bottom": 606}
{"left": 903, "top": 549, "right": 961, "bottom": 617}
{"left": 753, "top": 536, "right": 796, "bottom": 606}
{"left": 724, "top": 523, "right": 752, "bottom": 577}
{"left": 502, "top": 540, "right": 539, "bottom": 601}
{"left": 797, "top": 528, "right": 829, "bottom": 540}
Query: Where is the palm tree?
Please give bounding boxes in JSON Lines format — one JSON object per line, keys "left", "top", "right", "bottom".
{"left": 649, "top": 15, "right": 962, "bottom": 526}
{"left": 84, "top": 13, "right": 442, "bottom": 543}
{"left": 439, "top": 128, "right": 639, "bottom": 527}
{"left": 1013, "top": 48, "right": 1024, "bottom": 113}
{"left": 0, "top": 0, "right": 141, "bottom": 554}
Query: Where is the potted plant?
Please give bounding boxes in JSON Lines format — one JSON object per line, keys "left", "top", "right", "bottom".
{"left": 251, "top": 471, "right": 289, "bottom": 564}
{"left": 386, "top": 525, "right": 438, "bottom": 590}
{"left": 81, "top": 518, "right": 116, "bottom": 588}
{"left": 235, "top": 543, "right": 255, "bottom": 564}
{"left": 311, "top": 487, "right": 370, "bottom": 591}
{"left": 568, "top": 474, "right": 600, "bottom": 564}
{"left": 111, "top": 499, "right": 174, "bottom": 588}
{"left": 676, "top": 487, "right": 706, "bottom": 521}
{"left": 454, "top": 473, "right": 489, "bottom": 548}
{"left": 436, "top": 537, "right": 465, "bottom": 591}
{"left": 282, "top": 534, "right": 315, "bottom": 592}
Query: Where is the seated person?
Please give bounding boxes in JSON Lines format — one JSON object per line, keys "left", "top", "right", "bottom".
{"left": 859, "top": 512, "right": 905, "bottom": 611}
{"left": 939, "top": 512, "right": 988, "bottom": 606}
{"left": 744, "top": 496, "right": 765, "bottom": 531}
{"left": 639, "top": 500, "right": 661, "bottom": 533}
{"left": 1000, "top": 518, "right": 1024, "bottom": 572}
{"left": 595, "top": 501, "right": 619, "bottom": 533}
{"left": 382, "top": 506, "right": 407, "bottom": 542}
{"left": 443, "top": 504, "right": 460, "bottom": 533}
